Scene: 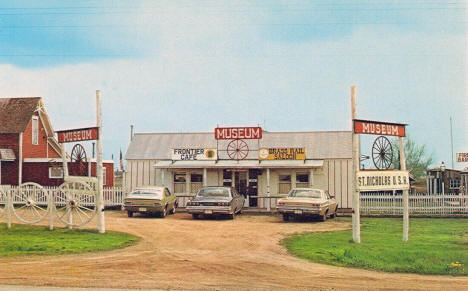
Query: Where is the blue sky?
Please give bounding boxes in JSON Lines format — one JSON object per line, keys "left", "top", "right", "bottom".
{"left": 0, "top": 0, "right": 466, "bottom": 169}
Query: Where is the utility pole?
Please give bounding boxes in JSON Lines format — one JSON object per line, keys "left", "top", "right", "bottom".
{"left": 96, "top": 90, "right": 105, "bottom": 234}
{"left": 351, "top": 86, "right": 360, "bottom": 243}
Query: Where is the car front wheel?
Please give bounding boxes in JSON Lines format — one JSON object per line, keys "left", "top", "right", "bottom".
{"left": 282, "top": 213, "right": 289, "bottom": 221}
{"left": 321, "top": 212, "right": 327, "bottom": 222}
{"left": 160, "top": 206, "right": 167, "bottom": 218}
{"left": 127, "top": 211, "right": 133, "bottom": 217}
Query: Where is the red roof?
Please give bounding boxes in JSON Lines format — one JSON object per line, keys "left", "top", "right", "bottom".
{"left": 0, "top": 97, "right": 41, "bottom": 133}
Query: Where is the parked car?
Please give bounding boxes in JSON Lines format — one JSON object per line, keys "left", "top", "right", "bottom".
{"left": 276, "top": 188, "right": 338, "bottom": 221}
{"left": 124, "top": 186, "right": 177, "bottom": 218}
{"left": 186, "top": 186, "right": 244, "bottom": 219}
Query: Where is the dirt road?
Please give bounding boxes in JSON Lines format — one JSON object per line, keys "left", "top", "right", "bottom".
{"left": 0, "top": 211, "right": 467, "bottom": 290}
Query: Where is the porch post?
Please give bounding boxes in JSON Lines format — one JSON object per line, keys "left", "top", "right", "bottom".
{"left": 161, "top": 169, "right": 165, "bottom": 187}
{"left": 266, "top": 168, "right": 271, "bottom": 211}
{"left": 203, "top": 168, "right": 207, "bottom": 187}
{"left": 309, "top": 168, "right": 314, "bottom": 187}
{"left": 291, "top": 169, "right": 296, "bottom": 189}
{"left": 186, "top": 171, "right": 190, "bottom": 194}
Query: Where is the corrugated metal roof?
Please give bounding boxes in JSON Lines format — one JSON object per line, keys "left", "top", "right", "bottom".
{"left": 126, "top": 131, "right": 352, "bottom": 160}
{"left": 0, "top": 97, "right": 41, "bottom": 133}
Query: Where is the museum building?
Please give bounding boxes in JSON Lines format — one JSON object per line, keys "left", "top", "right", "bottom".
{"left": 125, "top": 128, "right": 354, "bottom": 209}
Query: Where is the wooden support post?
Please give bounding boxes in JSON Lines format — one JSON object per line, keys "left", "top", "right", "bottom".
{"left": 351, "top": 85, "right": 361, "bottom": 243}
{"left": 203, "top": 168, "right": 207, "bottom": 187}
{"left": 48, "top": 188, "right": 54, "bottom": 231}
{"left": 96, "top": 90, "right": 105, "bottom": 234}
{"left": 266, "top": 168, "right": 271, "bottom": 211}
{"left": 400, "top": 137, "right": 409, "bottom": 242}
{"left": 7, "top": 186, "right": 11, "bottom": 229}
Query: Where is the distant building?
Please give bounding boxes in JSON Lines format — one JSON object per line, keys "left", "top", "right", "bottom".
{"left": 0, "top": 97, "right": 114, "bottom": 186}
{"left": 426, "top": 165, "right": 461, "bottom": 195}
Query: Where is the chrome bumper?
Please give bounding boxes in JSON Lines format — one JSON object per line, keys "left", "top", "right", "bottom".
{"left": 276, "top": 205, "right": 324, "bottom": 215}
{"left": 186, "top": 206, "right": 233, "bottom": 215}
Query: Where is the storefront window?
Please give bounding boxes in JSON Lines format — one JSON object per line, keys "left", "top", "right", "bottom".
{"left": 279, "top": 174, "right": 291, "bottom": 194}
{"left": 191, "top": 174, "right": 203, "bottom": 182}
{"left": 296, "top": 173, "right": 309, "bottom": 187}
{"left": 174, "top": 173, "right": 186, "bottom": 193}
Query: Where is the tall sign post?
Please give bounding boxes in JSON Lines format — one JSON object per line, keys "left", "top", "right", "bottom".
{"left": 96, "top": 90, "right": 105, "bottom": 234}
{"left": 400, "top": 137, "right": 408, "bottom": 241}
{"left": 352, "top": 113, "right": 409, "bottom": 242}
{"left": 351, "top": 86, "right": 360, "bottom": 243}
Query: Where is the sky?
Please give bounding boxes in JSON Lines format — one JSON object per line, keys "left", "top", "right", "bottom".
{"left": 0, "top": 0, "right": 466, "bottom": 169}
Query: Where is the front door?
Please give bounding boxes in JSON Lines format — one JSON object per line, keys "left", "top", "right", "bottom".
{"left": 234, "top": 171, "right": 247, "bottom": 197}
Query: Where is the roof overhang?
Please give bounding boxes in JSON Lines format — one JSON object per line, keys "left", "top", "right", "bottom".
{"left": 154, "top": 159, "right": 324, "bottom": 169}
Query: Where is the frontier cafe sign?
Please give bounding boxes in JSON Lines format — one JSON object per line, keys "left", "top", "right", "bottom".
{"left": 215, "top": 127, "right": 262, "bottom": 140}
{"left": 56, "top": 127, "right": 99, "bottom": 143}
{"left": 354, "top": 119, "right": 406, "bottom": 137}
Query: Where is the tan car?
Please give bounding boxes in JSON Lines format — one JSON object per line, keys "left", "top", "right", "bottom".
{"left": 276, "top": 188, "right": 338, "bottom": 221}
{"left": 124, "top": 186, "right": 177, "bottom": 218}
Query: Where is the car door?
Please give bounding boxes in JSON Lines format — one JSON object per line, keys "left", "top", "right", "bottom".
{"left": 165, "top": 187, "right": 175, "bottom": 208}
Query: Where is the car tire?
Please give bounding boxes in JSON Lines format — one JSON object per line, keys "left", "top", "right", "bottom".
{"left": 237, "top": 208, "right": 242, "bottom": 215}
{"left": 127, "top": 211, "right": 133, "bottom": 218}
{"left": 170, "top": 204, "right": 176, "bottom": 214}
{"left": 160, "top": 206, "right": 167, "bottom": 218}
{"left": 321, "top": 212, "right": 327, "bottom": 222}
{"left": 330, "top": 212, "right": 336, "bottom": 219}
{"left": 192, "top": 214, "right": 199, "bottom": 219}
{"left": 282, "top": 213, "right": 289, "bottom": 221}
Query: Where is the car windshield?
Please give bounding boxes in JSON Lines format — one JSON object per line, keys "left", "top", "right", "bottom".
{"left": 197, "top": 188, "right": 230, "bottom": 198}
{"left": 288, "top": 189, "right": 323, "bottom": 199}
{"left": 131, "top": 189, "right": 163, "bottom": 198}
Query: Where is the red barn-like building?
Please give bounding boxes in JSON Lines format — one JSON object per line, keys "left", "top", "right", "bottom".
{"left": 0, "top": 97, "right": 114, "bottom": 186}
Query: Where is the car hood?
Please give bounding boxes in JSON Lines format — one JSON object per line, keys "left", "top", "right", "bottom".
{"left": 191, "top": 196, "right": 232, "bottom": 202}
{"left": 278, "top": 197, "right": 325, "bottom": 204}
{"left": 125, "top": 194, "right": 162, "bottom": 200}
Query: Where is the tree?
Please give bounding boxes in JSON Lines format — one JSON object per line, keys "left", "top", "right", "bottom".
{"left": 391, "top": 136, "right": 434, "bottom": 178}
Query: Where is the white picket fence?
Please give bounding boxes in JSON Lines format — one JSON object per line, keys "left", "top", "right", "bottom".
{"left": 361, "top": 193, "right": 468, "bottom": 216}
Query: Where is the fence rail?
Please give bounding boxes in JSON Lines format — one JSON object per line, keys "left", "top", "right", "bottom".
{"left": 3, "top": 185, "right": 468, "bottom": 217}
{"left": 361, "top": 193, "right": 468, "bottom": 216}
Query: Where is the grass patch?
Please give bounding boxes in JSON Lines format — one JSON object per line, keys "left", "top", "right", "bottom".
{"left": 283, "top": 218, "right": 468, "bottom": 276}
{"left": 0, "top": 224, "right": 139, "bottom": 257}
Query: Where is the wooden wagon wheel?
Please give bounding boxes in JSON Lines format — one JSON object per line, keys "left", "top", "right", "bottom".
{"left": 55, "top": 180, "right": 97, "bottom": 227}
{"left": 71, "top": 144, "right": 88, "bottom": 176}
{"left": 11, "top": 182, "right": 49, "bottom": 224}
{"left": 372, "top": 136, "right": 393, "bottom": 170}
{"left": 227, "top": 139, "right": 249, "bottom": 160}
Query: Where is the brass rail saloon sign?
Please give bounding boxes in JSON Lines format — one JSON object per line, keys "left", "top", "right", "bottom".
{"left": 356, "top": 170, "right": 410, "bottom": 191}
{"left": 56, "top": 127, "right": 99, "bottom": 143}
{"left": 258, "top": 147, "right": 305, "bottom": 160}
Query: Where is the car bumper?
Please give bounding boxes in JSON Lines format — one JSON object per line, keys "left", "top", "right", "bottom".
{"left": 124, "top": 205, "right": 163, "bottom": 213}
{"left": 186, "top": 206, "right": 233, "bottom": 215}
{"left": 276, "top": 206, "right": 326, "bottom": 216}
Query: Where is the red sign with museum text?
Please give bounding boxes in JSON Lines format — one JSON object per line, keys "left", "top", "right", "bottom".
{"left": 215, "top": 127, "right": 262, "bottom": 140}
{"left": 354, "top": 119, "right": 406, "bottom": 137}
{"left": 56, "top": 127, "right": 99, "bottom": 143}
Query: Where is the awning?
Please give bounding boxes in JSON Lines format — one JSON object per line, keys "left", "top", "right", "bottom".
{"left": 0, "top": 149, "right": 15, "bottom": 161}
{"left": 154, "top": 159, "right": 323, "bottom": 169}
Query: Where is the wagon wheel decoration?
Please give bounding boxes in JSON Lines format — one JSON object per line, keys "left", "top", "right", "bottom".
{"left": 372, "top": 136, "right": 393, "bottom": 170}
{"left": 55, "top": 180, "right": 97, "bottom": 227}
{"left": 227, "top": 139, "right": 249, "bottom": 160}
{"left": 71, "top": 143, "right": 88, "bottom": 176}
{"left": 11, "top": 182, "right": 49, "bottom": 224}
{"left": 0, "top": 187, "right": 6, "bottom": 219}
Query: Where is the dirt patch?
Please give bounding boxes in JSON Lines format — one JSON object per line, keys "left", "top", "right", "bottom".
{"left": 0, "top": 211, "right": 467, "bottom": 290}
